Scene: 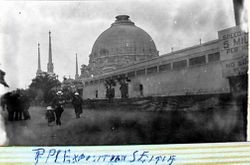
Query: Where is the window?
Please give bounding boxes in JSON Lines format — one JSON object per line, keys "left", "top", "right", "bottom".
{"left": 95, "top": 90, "right": 98, "bottom": 98}
{"left": 139, "top": 84, "right": 143, "bottom": 96}
{"left": 189, "top": 55, "right": 206, "bottom": 66}
{"left": 147, "top": 66, "right": 157, "bottom": 74}
{"left": 208, "top": 52, "right": 220, "bottom": 62}
{"left": 128, "top": 71, "right": 135, "bottom": 77}
{"left": 173, "top": 60, "right": 187, "bottom": 70}
{"left": 159, "top": 63, "right": 171, "bottom": 72}
{"left": 136, "top": 69, "right": 145, "bottom": 76}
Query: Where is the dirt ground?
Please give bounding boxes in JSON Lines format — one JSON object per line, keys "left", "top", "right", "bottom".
{"left": 1, "top": 103, "right": 245, "bottom": 146}
{"left": 2, "top": 106, "right": 77, "bottom": 146}
{"left": 2, "top": 106, "right": 160, "bottom": 146}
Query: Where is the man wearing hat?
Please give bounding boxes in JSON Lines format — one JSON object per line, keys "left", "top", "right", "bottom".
{"left": 52, "top": 90, "right": 65, "bottom": 125}
{"left": 71, "top": 92, "right": 83, "bottom": 118}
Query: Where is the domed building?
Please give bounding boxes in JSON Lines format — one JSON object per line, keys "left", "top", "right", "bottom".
{"left": 87, "top": 15, "right": 159, "bottom": 76}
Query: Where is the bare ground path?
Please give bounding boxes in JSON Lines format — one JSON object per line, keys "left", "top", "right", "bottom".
{"left": 2, "top": 106, "right": 79, "bottom": 146}
{"left": 2, "top": 106, "right": 155, "bottom": 146}
{"left": 1, "top": 102, "right": 245, "bottom": 146}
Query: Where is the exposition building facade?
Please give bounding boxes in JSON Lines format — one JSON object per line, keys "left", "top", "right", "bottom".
{"left": 80, "top": 15, "right": 248, "bottom": 100}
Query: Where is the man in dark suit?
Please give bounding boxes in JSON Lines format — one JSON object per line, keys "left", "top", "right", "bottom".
{"left": 52, "top": 91, "right": 65, "bottom": 126}
{"left": 72, "top": 92, "right": 83, "bottom": 118}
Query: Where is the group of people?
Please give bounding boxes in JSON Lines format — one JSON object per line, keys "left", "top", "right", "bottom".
{"left": 45, "top": 91, "right": 83, "bottom": 126}
{"left": 1, "top": 89, "right": 83, "bottom": 126}
{"left": 1, "top": 90, "right": 31, "bottom": 121}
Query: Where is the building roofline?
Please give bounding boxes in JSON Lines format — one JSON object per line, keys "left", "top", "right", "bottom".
{"left": 83, "top": 39, "right": 220, "bottom": 82}
{"left": 115, "top": 39, "right": 219, "bottom": 70}
{"left": 107, "top": 39, "right": 218, "bottom": 69}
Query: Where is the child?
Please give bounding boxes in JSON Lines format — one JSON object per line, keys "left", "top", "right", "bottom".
{"left": 45, "top": 106, "right": 55, "bottom": 126}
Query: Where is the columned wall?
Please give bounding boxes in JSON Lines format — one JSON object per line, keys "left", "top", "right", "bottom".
{"left": 82, "top": 60, "right": 230, "bottom": 99}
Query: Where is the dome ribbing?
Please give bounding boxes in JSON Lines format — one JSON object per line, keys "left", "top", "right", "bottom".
{"left": 89, "top": 15, "right": 159, "bottom": 75}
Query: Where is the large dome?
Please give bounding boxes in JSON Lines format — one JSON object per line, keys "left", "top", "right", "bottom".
{"left": 89, "top": 15, "right": 159, "bottom": 75}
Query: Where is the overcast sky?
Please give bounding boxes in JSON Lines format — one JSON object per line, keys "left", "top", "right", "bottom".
{"left": 0, "top": 0, "right": 235, "bottom": 93}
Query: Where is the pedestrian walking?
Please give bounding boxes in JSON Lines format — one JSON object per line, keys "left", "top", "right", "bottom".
{"left": 52, "top": 91, "right": 65, "bottom": 126}
{"left": 72, "top": 92, "right": 83, "bottom": 118}
{"left": 45, "top": 106, "right": 55, "bottom": 126}
{"left": 20, "top": 92, "right": 31, "bottom": 120}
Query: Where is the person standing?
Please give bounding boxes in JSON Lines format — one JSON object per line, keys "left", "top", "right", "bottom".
{"left": 52, "top": 91, "right": 65, "bottom": 126}
{"left": 71, "top": 92, "right": 83, "bottom": 118}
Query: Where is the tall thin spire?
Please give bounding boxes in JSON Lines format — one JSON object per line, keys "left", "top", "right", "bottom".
{"left": 47, "top": 31, "right": 54, "bottom": 73}
{"left": 36, "top": 43, "right": 42, "bottom": 76}
{"left": 75, "top": 53, "right": 79, "bottom": 80}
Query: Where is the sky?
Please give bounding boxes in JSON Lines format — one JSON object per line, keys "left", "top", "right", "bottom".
{"left": 0, "top": 0, "right": 236, "bottom": 93}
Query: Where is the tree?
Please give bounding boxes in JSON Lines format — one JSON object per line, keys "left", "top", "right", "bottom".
{"left": 29, "top": 72, "right": 61, "bottom": 104}
{"left": 117, "top": 75, "right": 130, "bottom": 98}
{"left": 104, "top": 78, "right": 116, "bottom": 101}
{"left": 104, "top": 75, "right": 131, "bottom": 100}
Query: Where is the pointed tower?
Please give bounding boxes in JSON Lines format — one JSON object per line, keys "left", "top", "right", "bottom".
{"left": 36, "top": 43, "right": 42, "bottom": 76}
{"left": 75, "top": 53, "right": 79, "bottom": 80}
{"left": 47, "top": 31, "right": 54, "bottom": 73}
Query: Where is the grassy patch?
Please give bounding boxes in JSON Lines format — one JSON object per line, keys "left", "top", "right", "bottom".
{"left": 3, "top": 94, "right": 246, "bottom": 146}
